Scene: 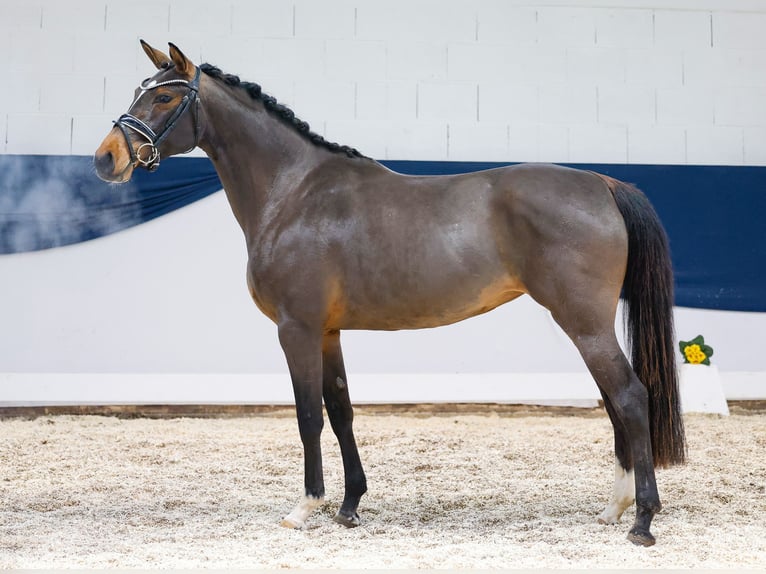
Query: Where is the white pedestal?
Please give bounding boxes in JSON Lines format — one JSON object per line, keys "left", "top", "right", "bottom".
{"left": 679, "top": 364, "right": 729, "bottom": 415}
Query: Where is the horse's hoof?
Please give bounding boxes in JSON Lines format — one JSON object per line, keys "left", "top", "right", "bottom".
{"left": 597, "top": 511, "right": 620, "bottom": 525}
{"left": 333, "top": 510, "right": 361, "bottom": 528}
{"left": 627, "top": 527, "right": 656, "bottom": 547}
{"left": 280, "top": 517, "right": 304, "bottom": 530}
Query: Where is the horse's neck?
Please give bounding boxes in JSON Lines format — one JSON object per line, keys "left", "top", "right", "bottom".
{"left": 197, "top": 85, "right": 328, "bottom": 236}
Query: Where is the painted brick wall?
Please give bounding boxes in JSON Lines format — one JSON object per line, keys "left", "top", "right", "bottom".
{"left": 3, "top": 0, "right": 766, "bottom": 164}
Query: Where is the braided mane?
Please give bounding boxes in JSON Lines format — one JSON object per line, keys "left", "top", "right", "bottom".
{"left": 199, "top": 63, "right": 367, "bottom": 160}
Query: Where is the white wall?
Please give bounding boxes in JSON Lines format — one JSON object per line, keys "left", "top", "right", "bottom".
{"left": 1, "top": 0, "right": 764, "bottom": 404}
{"left": 4, "top": 0, "right": 766, "bottom": 162}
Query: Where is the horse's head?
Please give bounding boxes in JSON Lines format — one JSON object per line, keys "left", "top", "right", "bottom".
{"left": 94, "top": 40, "right": 203, "bottom": 183}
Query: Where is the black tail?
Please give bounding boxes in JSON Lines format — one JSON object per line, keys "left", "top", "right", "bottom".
{"left": 611, "top": 180, "right": 686, "bottom": 467}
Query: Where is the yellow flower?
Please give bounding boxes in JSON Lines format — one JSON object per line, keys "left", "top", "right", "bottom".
{"left": 684, "top": 344, "right": 707, "bottom": 365}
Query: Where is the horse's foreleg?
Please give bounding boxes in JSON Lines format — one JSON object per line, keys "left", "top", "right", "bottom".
{"left": 278, "top": 319, "right": 325, "bottom": 529}
{"left": 322, "top": 330, "right": 367, "bottom": 527}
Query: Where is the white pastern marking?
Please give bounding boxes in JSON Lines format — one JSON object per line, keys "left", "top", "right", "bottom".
{"left": 598, "top": 462, "right": 635, "bottom": 525}
{"left": 280, "top": 495, "right": 325, "bottom": 529}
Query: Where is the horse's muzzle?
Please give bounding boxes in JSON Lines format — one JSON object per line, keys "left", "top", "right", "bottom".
{"left": 93, "top": 148, "right": 133, "bottom": 183}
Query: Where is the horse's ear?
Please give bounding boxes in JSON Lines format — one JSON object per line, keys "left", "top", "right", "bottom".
{"left": 140, "top": 39, "right": 171, "bottom": 70}
{"left": 168, "top": 42, "right": 194, "bottom": 77}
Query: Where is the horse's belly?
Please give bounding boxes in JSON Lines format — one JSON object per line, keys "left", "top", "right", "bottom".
{"left": 336, "top": 274, "right": 525, "bottom": 331}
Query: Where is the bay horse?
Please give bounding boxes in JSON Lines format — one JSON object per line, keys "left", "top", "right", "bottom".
{"left": 94, "top": 41, "right": 686, "bottom": 546}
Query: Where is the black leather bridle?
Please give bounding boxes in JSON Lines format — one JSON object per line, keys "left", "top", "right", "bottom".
{"left": 113, "top": 66, "right": 201, "bottom": 172}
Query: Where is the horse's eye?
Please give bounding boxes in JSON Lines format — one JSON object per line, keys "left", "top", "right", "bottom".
{"left": 154, "top": 94, "right": 173, "bottom": 104}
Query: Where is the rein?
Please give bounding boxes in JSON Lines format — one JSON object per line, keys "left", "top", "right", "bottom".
{"left": 113, "top": 66, "right": 201, "bottom": 172}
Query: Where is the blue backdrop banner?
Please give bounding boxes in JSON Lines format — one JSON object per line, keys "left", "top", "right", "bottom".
{"left": 1, "top": 154, "right": 764, "bottom": 312}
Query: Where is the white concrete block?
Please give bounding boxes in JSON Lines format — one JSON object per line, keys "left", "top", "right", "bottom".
{"left": 294, "top": 0, "right": 356, "bottom": 39}
{"left": 654, "top": 10, "right": 711, "bottom": 48}
{"left": 42, "top": 0, "right": 105, "bottom": 31}
{"left": 231, "top": 0, "right": 295, "bottom": 38}
{"left": 569, "top": 124, "right": 627, "bottom": 163}
{"left": 231, "top": 0, "right": 293, "bottom": 37}
{"left": 357, "top": 0, "right": 476, "bottom": 43}
{"left": 326, "top": 40, "right": 386, "bottom": 83}
{"left": 355, "top": 82, "right": 387, "bottom": 120}
{"left": 293, "top": 80, "right": 356, "bottom": 125}
{"left": 169, "top": 2, "right": 230, "bottom": 35}
{"left": 200, "top": 37, "right": 264, "bottom": 77}
{"left": 566, "top": 47, "right": 624, "bottom": 85}
{"left": 506, "top": 123, "right": 539, "bottom": 162}
{"left": 539, "top": 85, "right": 597, "bottom": 125}
{"left": 324, "top": 120, "right": 387, "bottom": 159}
{"left": 595, "top": 9, "right": 653, "bottom": 48}
{"left": 6, "top": 113, "right": 72, "bottom": 155}
{"left": 712, "top": 11, "right": 766, "bottom": 50}
{"left": 104, "top": 74, "right": 142, "bottom": 116}
{"left": 418, "top": 82, "right": 477, "bottom": 122}
{"left": 715, "top": 88, "right": 766, "bottom": 127}
{"left": 384, "top": 121, "right": 448, "bottom": 161}
{"left": 40, "top": 74, "right": 104, "bottom": 115}
{"left": 0, "top": 24, "right": 9, "bottom": 65}
{"left": 356, "top": 81, "right": 417, "bottom": 121}
{"left": 71, "top": 113, "right": 113, "bottom": 155}
{"left": 525, "top": 47, "right": 569, "bottom": 85}
{"left": 683, "top": 48, "right": 718, "bottom": 87}
{"left": 476, "top": 4, "right": 537, "bottom": 45}
{"left": 685, "top": 48, "right": 766, "bottom": 88}
{"left": 743, "top": 127, "right": 766, "bottom": 165}
{"left": 451, "top": 43, "right": 566, "bottom": 84}
{"left": 75, "top": 31, "right": 138, "bottom": 75}
{"left": 598, "top": 84, "right": 655, "bottom": 126}
{"left": 537, "top": 124, "right": 569, "bottom": 163}
{"left": 627, "top": 126, "right": 686, "bottom": 164}
{"left": 686, "top": 126, "right": 743, "bottom": 165}
{"left": 537, "top": 7, "right": 596, "bottom": 47}
{"left": 625, "top": 48, "right": 683, "bottom": 88}
{"left": 389, "top": 42, "right": 447, "bottom": 81}
{"left": 9, "top": 28, "right": 75, "bottom": 73}
{"left": 448, "top": 122, "right": 509, "bottom": 161}
{"left": 713, "top": 50, "right": 766, "bottom": 88}
{"left": 448, "top": 43, "right": 514, "bottom": 82}
{"left": 479, "top": 83, "right": 539, "bottom": 124}
{"left": 656, "top": 87, "right": 713, "bottom": 126}
{"left": 105, "top": 2, "right": 169, "bottom": 35}
{"left": 258, "top": 38, "right": 326, "bottom": 79}
{"left": 0, "top": 1, "right": 41, "bottom": 29}
{"left": 0, "top": 71, "right": 41, "bottom": 113}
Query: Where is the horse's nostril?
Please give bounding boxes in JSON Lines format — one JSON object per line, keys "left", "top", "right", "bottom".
{"left": 94, "top": 150, "right": 114, "bottom": 174}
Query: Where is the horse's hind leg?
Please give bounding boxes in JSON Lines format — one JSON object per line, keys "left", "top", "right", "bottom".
{"left": 554, "top": 314, "right": 661, "bottom": 546}
{"left": 597, "top": 394, "right": 635, "bottom": 525}
{"left": 530, "top": 278, "right": 660, "bottom": 545}
{"left": 322, "top": 330, "right": 367, "bottom": 527}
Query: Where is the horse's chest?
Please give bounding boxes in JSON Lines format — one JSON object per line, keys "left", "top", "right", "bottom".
{"left": 245, "top": 256, "right": 282, "bottom": 323}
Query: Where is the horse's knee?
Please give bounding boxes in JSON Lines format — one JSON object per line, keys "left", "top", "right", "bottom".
{"left": 296, "top": 407, "right": 324, "bottom": 443}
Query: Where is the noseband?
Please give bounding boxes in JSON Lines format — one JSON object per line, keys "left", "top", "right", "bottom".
{"left": 113, "top": 66, "right": 201, "bottom": 172}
